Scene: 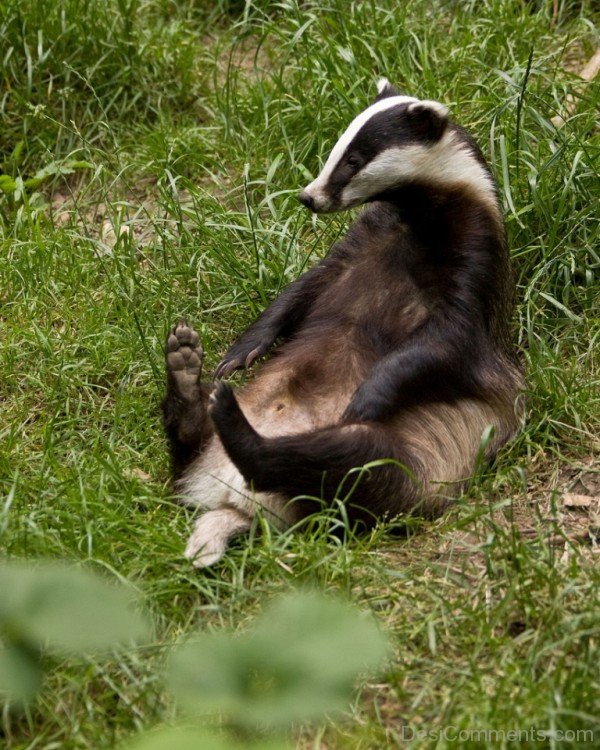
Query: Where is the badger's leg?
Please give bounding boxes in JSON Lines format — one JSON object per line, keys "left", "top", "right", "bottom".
{"left": 184, "top": 507, "right": 252, "bottom": 568}
{"left": 208, "top": 382, "right": 423, "bottom": 524}
{"left": 163, "top": 321, "right": 214, "bottom": 477}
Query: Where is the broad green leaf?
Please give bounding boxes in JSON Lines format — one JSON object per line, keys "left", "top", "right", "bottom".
{"left": 23, "top": 176, "right": 43, "bottom": 189}
{"left": 168, "top": 591, "right": 388, "bottom": 730}
{"left": 69, "top": 160, "right": 94, "bottom": 170}
{"left": 0, "top": 642, "right": 42, "bottom": 703}
{"left": 0, "top": 561, "right": 150, "bottom": 655}
{"left": 23, "top": 159, "right": 93, "bottom": 189}
{"left": 0, "top": 175, "right": 17, "bottom": 194}
{"left": 121, "top": 725, "right": 290, "bottom": 750}
{"left": 121, "top": 726, "right": 232, "bottom": 750}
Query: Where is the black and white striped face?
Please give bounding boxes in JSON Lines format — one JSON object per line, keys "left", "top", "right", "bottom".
{"left": 298, "top": 79, "right": 495, "bottom": 213}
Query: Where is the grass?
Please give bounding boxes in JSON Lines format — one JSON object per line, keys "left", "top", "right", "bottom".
{"left": 1, "top": 0, "right": 599, "bottom": 747}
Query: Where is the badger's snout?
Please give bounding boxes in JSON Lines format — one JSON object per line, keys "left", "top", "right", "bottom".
{"left": 298, "top": 190, "right": 316, "bottom": 211}
{"left": 298, "top": 184, "right": 334, "bottom": 213}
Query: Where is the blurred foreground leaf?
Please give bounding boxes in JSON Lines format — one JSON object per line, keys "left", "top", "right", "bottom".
{"left": 121, "top": 725, "right": 289, "bottom": 750}
{"left": 0, "top": 642, "right": 42, "bottom": 703}
{"left": 0, "top": 560, "right": 151, "bottom": 703}
{"left": 168, "top": 591, "right": 389, "bottom": 731}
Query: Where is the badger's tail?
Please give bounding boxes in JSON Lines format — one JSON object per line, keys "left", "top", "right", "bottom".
{"left": 208, "top": 382, "right": 425, "bottom": 524}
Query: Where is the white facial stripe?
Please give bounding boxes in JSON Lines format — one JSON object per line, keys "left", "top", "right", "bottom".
{"left": 304, "top": 95, "right": 418, "bottom": 202}
{"left": 340, "top": 132, "right": 498, "bottom": 212}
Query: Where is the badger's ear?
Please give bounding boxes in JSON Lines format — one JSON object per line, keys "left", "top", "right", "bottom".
{"left": 406, "top": 99, "right": 449, "bottom": 141}
{"left": 375, "top": 77, "right": 400, "bottom": 100}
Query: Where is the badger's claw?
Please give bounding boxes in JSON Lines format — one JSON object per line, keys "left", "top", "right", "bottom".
{"left": 214, "top": 357, "right": 244, "bottom": 379}
{"left": 214, "top": 340, "right": 271, "bottom": 379}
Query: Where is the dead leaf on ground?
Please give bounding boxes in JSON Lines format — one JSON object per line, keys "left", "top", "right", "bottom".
{"left": 563, "top": 493, "right": 598, "bottom": 508}
{"left": 125, "top": 467, "right": 152, "bottom": 482}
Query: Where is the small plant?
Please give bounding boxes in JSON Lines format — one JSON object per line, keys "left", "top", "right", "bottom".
{"left": 0, "top": 145, "right": 92, "bottom": 228}
{"left": 0, "top": 140, "right": 92, "bottom": 199}
{"left": 124, "top": 590, "right": 388, "bottom": 749}
{"left": 0, "top": 562, "right": 388, "bottom": 747}
{"left": 172, "top": 591, "right": 388, "bottom": 726}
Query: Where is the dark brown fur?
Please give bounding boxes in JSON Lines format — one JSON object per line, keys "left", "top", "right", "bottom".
{"left": 164, "top": 180, "right": 522, "bottom": 536}
{"left": 163, "top": 90, "right": 523, "bottom": 567}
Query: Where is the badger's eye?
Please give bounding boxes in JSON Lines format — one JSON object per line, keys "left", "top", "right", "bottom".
{"left": 346, "top": 155, "right": 362, "bottom": 169}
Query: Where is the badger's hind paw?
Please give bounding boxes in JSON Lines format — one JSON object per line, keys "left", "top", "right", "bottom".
{"left": 208, "top": 380, "right": 258, "bottom": 443}
{"left": 166, "top": 321, "right": 204, "bottom": 399}
{"left": 185, "top": 508, "right": 252, "bottom": 568}
{"left": 208, "top": 380, "right": 236, "bottom": 415}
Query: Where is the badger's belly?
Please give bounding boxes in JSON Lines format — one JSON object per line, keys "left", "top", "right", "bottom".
{"left": 177, "top": 353, "right": 346, "bottom": 526}
{"left": 237, "top": 325, "right": 368, "bottom": 431}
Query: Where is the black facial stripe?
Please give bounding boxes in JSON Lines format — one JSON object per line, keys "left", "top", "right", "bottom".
{"left": 324, "top": 104, "right": 423, "bottom": 204}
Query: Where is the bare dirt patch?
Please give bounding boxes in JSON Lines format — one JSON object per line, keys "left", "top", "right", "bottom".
{"left": 438, "top": 455, "right": 600, "bottom": 576}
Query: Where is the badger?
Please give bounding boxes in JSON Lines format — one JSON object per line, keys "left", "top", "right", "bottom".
{"left": 163, "top": 78, "right": 523, "bottom": 567}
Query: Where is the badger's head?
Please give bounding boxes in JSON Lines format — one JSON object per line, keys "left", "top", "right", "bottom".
{"left": 299, "top": 78, "right": 495, "bottom": 213}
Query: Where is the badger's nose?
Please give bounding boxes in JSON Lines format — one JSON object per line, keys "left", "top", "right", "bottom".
{"left": 298, "top": 191, "right": 316, "bottom": 211}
